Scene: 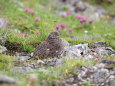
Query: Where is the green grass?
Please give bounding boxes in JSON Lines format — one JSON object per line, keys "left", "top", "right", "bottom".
{"left": 0, "top": 54, "right": 16, "bottom": 70}
{"left": 0, "top": 0, "right": 115, "bottom": 52}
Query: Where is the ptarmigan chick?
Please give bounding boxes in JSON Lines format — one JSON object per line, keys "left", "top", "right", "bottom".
{"left": 33, "top": 32, "right": 64, "bottom": 59}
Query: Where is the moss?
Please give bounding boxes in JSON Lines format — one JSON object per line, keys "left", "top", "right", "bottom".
{"left": 0, "top": 54, "right": 16, "bottom": 70}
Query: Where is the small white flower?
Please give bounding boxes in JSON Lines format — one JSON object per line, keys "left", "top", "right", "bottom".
{"left": 84, "top": 30, "right": 88, "bottom": 34}
{"left": 31, "top": 53, "right": 33, "bottom": 57}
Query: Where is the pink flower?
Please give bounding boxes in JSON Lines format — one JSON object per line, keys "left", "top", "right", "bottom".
{"left": 20, "top": 34, "right": 29, "bottom": 37}
{"left": 36, "top": 31, "right": 40, "bottom": 35}
{"left": 66, "top": 11, "right": 71, "bottom": 15}
{"left": 28, "top": 9, "right": 35, "bottom": 14}
{"left": 60, "top": 13, "right": 67, "bottom": 17}
{"left": 0, "top": 6, "right": 3, "bottom": 10}
{"left": 24, "top": 8, "right": 29, "bottom": 13}
{"left": 60, "top": 24, "right": 66, "bottom": 28}
{"left": 55, "top": 25, "right": 61, "bottom": 30}
{"left": 35, "top": 17, "right": 40, "bottom": 21}
{"left": 88, "top": 20, "right": 93, "bottom": 24}
{"left": 80, "top": 18, "right": 87, "bottom": 23}
{"left": 76, "top": 15, "right": 83, "bottom": 19}
{"left": 67, "top": 29, "right": 72, "bottom": 33}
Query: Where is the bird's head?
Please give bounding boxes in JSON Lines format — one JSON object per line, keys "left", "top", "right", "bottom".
{"left": 48, "top": 32, "right": 59, "bottom": 39}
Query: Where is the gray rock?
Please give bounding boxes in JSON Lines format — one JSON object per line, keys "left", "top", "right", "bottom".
{"left": 12, "top": 67, "right": 35, "bottom": 73}
{"left": 110, "top": 79, "right": 115, "bottom": 86}
{"left": 110, "top": 17, "right": 115, "bottom": 23}
{"left": 92, "top": 71, "right": 107, "bottom": 84}
{"left": 64, "top": 84, "right": 78, "bottom": 86}
{"left": 0, "top": 45, "right": 7, "bottom": 52}
{"left": 37, "top": 68, "right": 51, "bottom": 74}
{"left": 61, "top": 38, "right": 69, "bottom": 47}
{"left": 65, "top": 78, "right": 74, "bottom": 84}
{"left": 17, "top": 56, "right": 31, "bottom": 61}
{"left": 0, "top": 18, "right": 9, "bottom": 29}
{"left": 74, "top": 1, "right": 87, "bottom": 12}
{"left": 44, "top": 58, "right": 63, "bottom": 67}
{"left": 55, "top": 59, "right": 63, "bottom": 65}
{"left": 63, "top": 44, "right": 90, "bottom": 58}
{"left": 0, "top": 76, "right": 16, "bottom": 84}
{"left": 91, "top": 41, "right": 107, "bottom": 48}
{"left": 95, "top": 47, "right": 114, "bottom": 56}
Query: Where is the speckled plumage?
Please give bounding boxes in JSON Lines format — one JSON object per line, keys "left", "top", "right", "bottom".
{"left": 33, "top": 32, "right": 64, "bottom": 59}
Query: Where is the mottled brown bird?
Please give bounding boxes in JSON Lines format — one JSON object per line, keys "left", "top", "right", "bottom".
{"left": 33, "top": 32, "right": 64, "bottom": 59}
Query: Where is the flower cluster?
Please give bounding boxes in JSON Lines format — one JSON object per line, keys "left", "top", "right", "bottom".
{"left": 60, "top": 11, "right": 72, "bottom": 17}
{"left": 24, "top": 8, "right": 35, "bottom": 14}
{"left": 55, "top": 24, "right": 73, "bottom": 34}
{"left": 55, "top": 24, "right": 67, "bottom": 30}
{"left": 76, "top": 15, "right": 93, "bottom": 24}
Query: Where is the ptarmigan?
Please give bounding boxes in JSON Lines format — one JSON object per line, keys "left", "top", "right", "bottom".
{"left": 32, "top": 32, "right": 64, "bottom": 59}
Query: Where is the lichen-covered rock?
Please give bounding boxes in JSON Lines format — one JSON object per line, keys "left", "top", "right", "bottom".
{"left": 62, "top": 44, "right": 90, "bottom": 58}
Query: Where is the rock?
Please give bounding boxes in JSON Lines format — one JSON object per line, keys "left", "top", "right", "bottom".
{"left": 17, "top": 56, "right": 31, "bottom": 61}
{"left": 61, "top": 38, "right": 69, "bottom": 47}
{"left": 74, "top": 1, "right": 87, "bottom": 12}
{"left": 64, "top": 84, "right": 78, "bottom": 86}
{"left": 0, "top": 18, "right": 9, "bottom": 29}
{"left": 65, "top": 78, "right": 74, "bottom": 84}
{"left": 28, "top": 63, "right": 39, "bottom": 68}
{"left": 0, "top": 45, "right": 7, "bottom": 53}
{"left": 110, "top": 79, "right": 115, "bottom": 86}
{"left": 110, "top": 17, "right": 115, "bottom": 23}
{"left": 91, "top": 41, "right": 107, "bottom": 48}
{"left": 94, "top": 47, "right": 114, "bottom": 56}
{"left": 90, "top": 41, "right": 115, "bottom": 56}
{"left": 44, "top": 58, "right": 63, "bottom": 67}
{"left": 95, "top": 63, "right": 106, "bottom": 69}
{"left": 63, "top": 44, "right": 90, "bottom": 58}
{"left": 0, "top": 76, "right": 16, "bottom": 84}
{"left": 12, "top": 67, "right": 35, "bottom": 73}
{"left": 37, "top": 68, "right": 51, "bottom": 74}
{"left": 62, "top": 59, "right": 115, "bottom": 86}
{"left": 55, "top": 59, "right": 63, "bottom": 65}
{"left": 84, "top": 55, "right": 94, "bottom": 59}
{"left": 92, "top": 71, "right": 106, "bottom": 83}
